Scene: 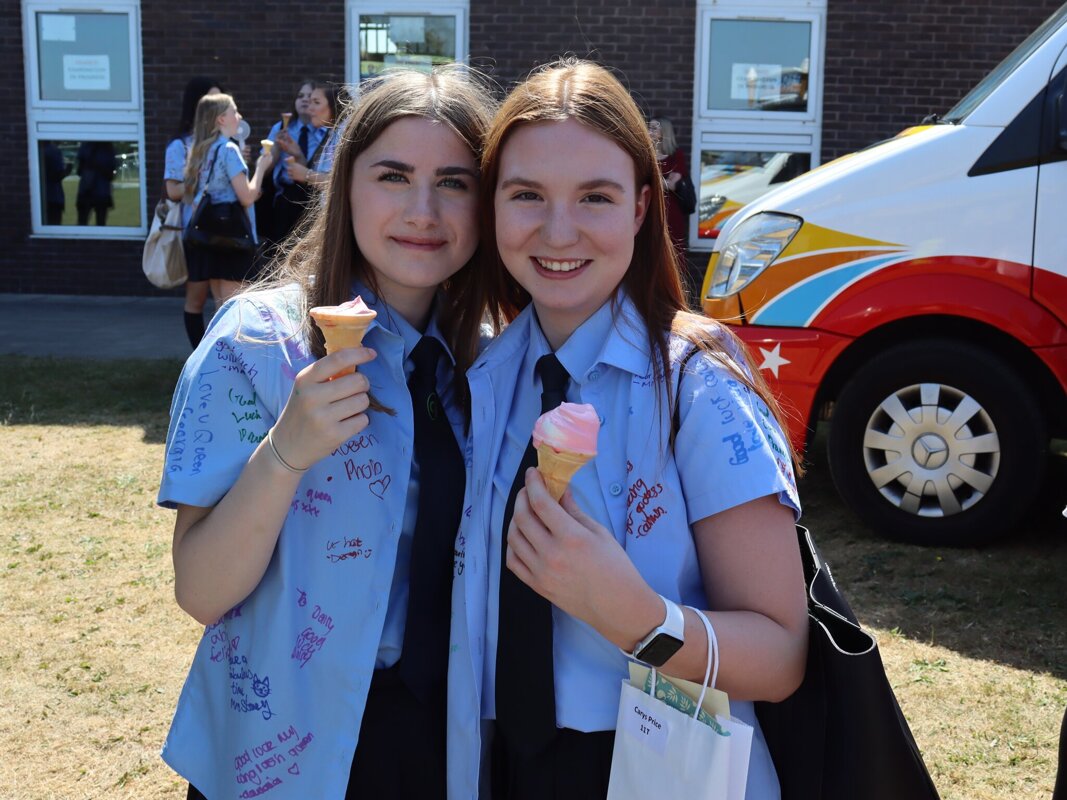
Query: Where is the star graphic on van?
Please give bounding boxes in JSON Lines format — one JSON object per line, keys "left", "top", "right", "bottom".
{"left": 757, "top": 343, "right": 791, "bottom": 378}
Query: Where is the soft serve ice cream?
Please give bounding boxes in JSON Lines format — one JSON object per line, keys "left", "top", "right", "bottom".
{"left": 309, "top": 297, "right": 377, "bottom": 377}
{"left": 532, "top": 402, "right": 600, "bottom": 501}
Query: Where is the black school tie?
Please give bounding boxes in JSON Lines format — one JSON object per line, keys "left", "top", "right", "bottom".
{"left": 398, "top": 336, "right": 465, "bottom": 706}
{"left": 298, "top": 124, "right": 310, "bottom": 160}
{"left": 495, "top": 353, "right": 571, "bottom": 756}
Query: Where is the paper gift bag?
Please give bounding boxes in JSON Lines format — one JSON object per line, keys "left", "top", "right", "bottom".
{"left": 607, "top": 608, "right": 752, "bottom": 800}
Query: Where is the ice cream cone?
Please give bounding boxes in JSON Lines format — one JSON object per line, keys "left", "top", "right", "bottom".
{"left": 281, "top": 112, "right": 293, "bottom": 131}
{"left": 536, "top": 443, "right": 593, "bottom": 501}
{"left": 309, "top": 304, "right": 377, "bottom": 378}
{"left": 260, "top": 139, "right": 275, "bottom": 158}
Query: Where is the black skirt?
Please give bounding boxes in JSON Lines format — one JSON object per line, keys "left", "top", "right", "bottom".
{"left": 184, "top": 240, "right": 256, "bottom": 284}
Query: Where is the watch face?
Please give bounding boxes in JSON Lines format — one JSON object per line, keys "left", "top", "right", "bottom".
{"left": 635, "top": 633, "right": 684, "bottom": 667}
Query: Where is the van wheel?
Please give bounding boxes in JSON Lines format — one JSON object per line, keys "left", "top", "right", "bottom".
{"left": 826, "top": 340, "right": 1046, "bottom": 546}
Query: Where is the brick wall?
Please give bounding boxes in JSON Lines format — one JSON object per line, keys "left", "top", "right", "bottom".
{"left": 470, "top": 0, "right": 697, "bottom": 157}
{"left": 2, "top": 3, "right": 347, "bottom": 297}
{"left": 822, "top": 0, "right": 1063, "bottom": 158}
{"left": 5, "top": 1, "right": 1066, "bottom": 295}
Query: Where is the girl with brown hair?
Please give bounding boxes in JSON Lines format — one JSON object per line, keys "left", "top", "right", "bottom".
{"left": 157, "top": 67, "right": 494, "bottom": 799}
{"left": 450, "top": 59, "right": 808, "bottom": 799}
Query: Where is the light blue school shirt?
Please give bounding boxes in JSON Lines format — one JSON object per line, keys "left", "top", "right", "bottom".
{"left": 376, "top": 296, "right": 450, "bottom": 669}
{"left": 448, "top": 291, "right": 800, "bottom": 800}
{"left": 313, "top": 121, "right": 343, "bottom": 176}
{"left": 481, "top": 305, "right": 620, "bottom": 723}
{"left": 164, "top": 134, "right": 195, "bottom": 229}
{"left": 266, "top": 119, "right": 327, "bottom": 193}
{"left": 157, "top": 283, "right": 467, "bottom": 800}
{"left": 195, "top": 137, "right": 258, "bottom": 244}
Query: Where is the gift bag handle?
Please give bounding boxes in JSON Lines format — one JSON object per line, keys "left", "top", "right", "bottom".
{"left": 690, "top": 607, "right": 719, "bottom": 716}
{"left": 647, "top": 606, "right": 720, "bottom": 721}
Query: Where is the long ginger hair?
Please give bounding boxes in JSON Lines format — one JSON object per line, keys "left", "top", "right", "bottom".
{"left": 477, "top": 59, "right": 800, "bottom": 466}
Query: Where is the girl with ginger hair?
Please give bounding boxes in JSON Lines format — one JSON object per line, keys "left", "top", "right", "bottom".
{"left": 449, "top": 60, "right": 807, "bottom": 799}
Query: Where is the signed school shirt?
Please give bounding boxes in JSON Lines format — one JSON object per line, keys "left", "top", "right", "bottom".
{"left": 157, "top": 284, "right": 465, "bottom": 799}
{"left": 448, "top": 292, "right": 799, "bottom": 800}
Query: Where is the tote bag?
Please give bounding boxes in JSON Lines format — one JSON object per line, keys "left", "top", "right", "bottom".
{"left": 143, "top": 197, "right": 187, "bottom": 289}
{"left": 755, "top": 525, "right": 941, "bottom": 800}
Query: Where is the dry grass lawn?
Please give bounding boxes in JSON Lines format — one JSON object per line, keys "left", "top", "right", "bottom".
{"left": 0, "top": 355, "right": 1064, "bottom": 799}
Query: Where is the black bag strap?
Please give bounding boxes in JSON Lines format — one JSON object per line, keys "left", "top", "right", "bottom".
{"left": 671, "top": 344, "right": 702, "bottom": 438}
{"left": 199, "top": 140, "right": 223, "bottom": 201}
{"left": 306, "top": 129, "right": 330, "bottom": 171}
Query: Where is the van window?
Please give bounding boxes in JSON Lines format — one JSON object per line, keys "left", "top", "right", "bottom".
{"left": 944, "top": 6, "right": 1067, "bottom": 123}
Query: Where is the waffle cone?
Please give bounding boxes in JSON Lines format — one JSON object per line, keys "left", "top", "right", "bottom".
{"left": 536, "top": 443, "right": 593, "bottom": 501}
{"left": 309, "top": 309, "right": 376, "bottom": 377}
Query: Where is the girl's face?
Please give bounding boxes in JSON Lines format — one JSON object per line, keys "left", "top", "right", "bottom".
{"left": 349, "top": 116, "right": 479, "bottom": 325}
{"left": 295, "top": 83, "right": 314, "bottom": 116}
{"left": 495, "top": 118, "right": 650, "bottom": 347}
{"left": 216, "top": 104, "right": 241, "bottom": 138}
{"left": 308, "top": 88, "right": 332, "bottom": 128}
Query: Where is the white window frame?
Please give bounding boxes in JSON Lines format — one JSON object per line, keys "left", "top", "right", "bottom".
{"left": 690, "top": 0, "right": 826, "bottom": 251}
{"left": 23, "top": 0, "right": 145, "bottom": 239}
{"left": 345, "top": 0, "right": 469, "bottom": 90}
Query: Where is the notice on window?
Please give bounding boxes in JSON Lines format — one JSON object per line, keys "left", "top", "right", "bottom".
{"left": 384, "top": 53, "right": 434, "bottom": 73}
{"left": 63, "top": 55, "right": 111, "bottom": 91}
{"left": 41, "top": 14, "right": 76, "bottom": 42}
{"left": 389, "top": 16, "right": 425, "bottom": 44}
{"left": 730, "top": 63, "right": 782, "bottom": 105}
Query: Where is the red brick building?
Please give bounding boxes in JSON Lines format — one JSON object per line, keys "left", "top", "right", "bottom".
{"left": 6, "top": 0, "right": 1061, "bottom": 295}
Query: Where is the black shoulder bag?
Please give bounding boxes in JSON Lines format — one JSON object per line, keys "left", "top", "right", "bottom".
{"left": 185, "top": 144, "right": 256, "bottom": 254}
{"left": 673, "top": 347, "right": 941, "bottom": 800}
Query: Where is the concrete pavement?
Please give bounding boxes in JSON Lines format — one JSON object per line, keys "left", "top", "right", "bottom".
{"left": 0, "top": 294, "right": 213, "bottom": 361}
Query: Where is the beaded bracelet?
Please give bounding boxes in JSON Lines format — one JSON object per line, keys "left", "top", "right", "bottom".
{"left": 267, "top": 428, "right": 308, "bottom": 473}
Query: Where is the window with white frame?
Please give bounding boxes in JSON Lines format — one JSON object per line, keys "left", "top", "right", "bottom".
{"left": 23, "top": 0, "right": 145, "bottom": 238}
{"left": 345, "top": 1, "right": 468, "bottom": 87}
{"left": 691, "top": 1, "right": 826, "bottom": 249}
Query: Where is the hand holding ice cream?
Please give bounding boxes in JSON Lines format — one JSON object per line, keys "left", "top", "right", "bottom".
{"left": 533, "top": 402, "right": 599, "bottom": 500}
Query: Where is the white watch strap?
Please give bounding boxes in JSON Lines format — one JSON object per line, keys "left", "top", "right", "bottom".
{"left": 659, "top": 595, "right": 685, "bottom": 639}
{"left": 629, "top": 594, "right": 686, "bottom": 656}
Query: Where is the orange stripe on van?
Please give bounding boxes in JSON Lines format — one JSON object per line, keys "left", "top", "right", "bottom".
{"left": 780, "top": 222, "right": 901, "bottom": 256}
{"left": 739, "top": 248, "right": 903, "bottom": 316}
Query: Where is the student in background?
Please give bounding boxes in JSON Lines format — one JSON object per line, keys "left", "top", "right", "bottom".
{"left": 263, "top": 79, "right": 324, "bottom": 244}
{"left": 182, "top": 93, "right": 270, "bottom": 304}
{"left": 165, "top": 76, "right": 221, "bottom": 347}
{"left": 283, "top": 82, "right": 347, "bottom": 189}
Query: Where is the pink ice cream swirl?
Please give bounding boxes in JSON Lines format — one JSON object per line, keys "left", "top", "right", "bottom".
{"left": 533, "top": 402, "right": 600, "bottom": 455}
{"left": 325, "top": 296, "right": 374, "bottom": 315}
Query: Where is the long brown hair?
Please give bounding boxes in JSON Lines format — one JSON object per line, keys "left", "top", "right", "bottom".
{"left": 254, "top": 66, "right": 497, "bottom": 419}
{"left": 478, "top": 59, "right": 800, "bottom": 467}
{"left": 183, "top": 93, "right": 234, "bottom": 202}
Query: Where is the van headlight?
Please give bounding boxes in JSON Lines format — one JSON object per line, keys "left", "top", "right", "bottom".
{"left": 710, "top": 213, "right": 802, "bottom": 297}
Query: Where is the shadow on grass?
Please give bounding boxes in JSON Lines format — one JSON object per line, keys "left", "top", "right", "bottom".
{"left": 0, "top": 355, "right": 182, "bottom": 445}
{"left": 800, "top": 423, "right": 1067, "bottom": 679}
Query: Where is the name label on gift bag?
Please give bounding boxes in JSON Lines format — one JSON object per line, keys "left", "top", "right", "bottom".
{"left": 621, "top": 695, "right": 669, "bottom": 755}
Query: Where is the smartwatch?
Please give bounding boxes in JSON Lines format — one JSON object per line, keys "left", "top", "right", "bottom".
{"left": 631, "top": 595, "right": 685, "bottom": 667}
